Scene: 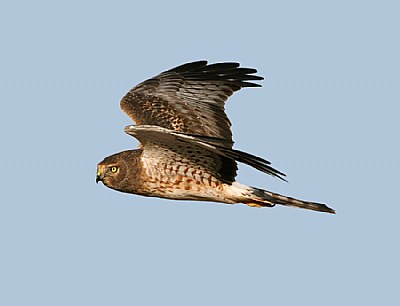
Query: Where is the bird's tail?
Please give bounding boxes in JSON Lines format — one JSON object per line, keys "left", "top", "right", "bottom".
{"left": 241, "top": 185, "right": 335, "bottom": 214}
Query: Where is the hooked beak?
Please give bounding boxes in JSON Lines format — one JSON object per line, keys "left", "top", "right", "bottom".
{"left": 96, "top": 170, "right": 104, "bottom": 184}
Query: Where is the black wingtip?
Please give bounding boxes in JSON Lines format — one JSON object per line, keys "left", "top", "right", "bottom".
{"left": 169, "top": 60, "right": 208, "bottom": 73}
{"left": 167, "top": 60, "right": 264, "bottom": 88}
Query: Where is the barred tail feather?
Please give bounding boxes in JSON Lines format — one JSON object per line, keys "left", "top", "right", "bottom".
{"left": 249, "top": 187, "right": 335, "bottom": 214}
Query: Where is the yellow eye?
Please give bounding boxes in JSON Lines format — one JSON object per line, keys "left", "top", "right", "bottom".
{"left": 110, "top": 166, "right": 118, "bottom": 173}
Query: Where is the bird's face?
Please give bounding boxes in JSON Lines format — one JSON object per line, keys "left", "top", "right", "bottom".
{"left": 96, "top": 152, "right": 129, "bottom": 191}
{"left": 96, "top": 150, "right": 140, "bottom": 193}
{"left": 96, "top": 162, "right": 122, "bottom": 188}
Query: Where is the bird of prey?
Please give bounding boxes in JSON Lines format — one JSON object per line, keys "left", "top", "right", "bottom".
{"left": 96, "top": 60, "right": 335, "bottom": 214}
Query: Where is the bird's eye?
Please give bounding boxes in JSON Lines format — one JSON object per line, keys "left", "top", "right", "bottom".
{"left": 110, "top": 166, "right": 118, "bottom": 173}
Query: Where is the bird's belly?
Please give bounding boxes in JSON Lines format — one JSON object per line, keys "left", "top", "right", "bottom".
{"left": 139, "top": 175, "right": 234, "bottom": 204}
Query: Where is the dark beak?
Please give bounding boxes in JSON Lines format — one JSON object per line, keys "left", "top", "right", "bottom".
{"left": 96, "top": 172, "right": 103, "bottom": 184}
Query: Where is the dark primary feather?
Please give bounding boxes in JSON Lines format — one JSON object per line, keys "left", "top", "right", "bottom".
{"left": 120, "top": 60, "right": 264, "bottom": 149}
{"left": 217, "top": 147, "right": 287, "bottom": 181}
{"left": 178, "top": 132, "right": 286, "bottom": 181}
{"left": 167, "top": 60, "right": 209, "bottom": 73}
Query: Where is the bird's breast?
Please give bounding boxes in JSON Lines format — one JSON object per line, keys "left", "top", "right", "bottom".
{"left": 137, "top": 153, "right": 228, "bottom": 202}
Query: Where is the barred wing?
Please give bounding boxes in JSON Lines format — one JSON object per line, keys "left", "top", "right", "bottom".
{"left": 120, "top": 60, "right": 263, "bottom": 148}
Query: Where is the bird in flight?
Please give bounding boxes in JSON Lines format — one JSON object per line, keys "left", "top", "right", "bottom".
{"left": 96, "top": 60, "right": 335, "bottom": 214}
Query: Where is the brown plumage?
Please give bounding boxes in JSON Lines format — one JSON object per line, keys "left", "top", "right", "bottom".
{"left": 97, "top": 60, "right": 335, "bottom": 214}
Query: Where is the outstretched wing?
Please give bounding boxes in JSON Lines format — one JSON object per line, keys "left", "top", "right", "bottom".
{"left": 120, "top": 60, "right": 263, "bottom": 147}
{"left": 125, "top": 125, "right": 286, "bottom": 183}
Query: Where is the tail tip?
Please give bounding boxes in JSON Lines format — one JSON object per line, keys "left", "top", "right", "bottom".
{"left": 323, "top": 206, "right": 336, "bottom": 214}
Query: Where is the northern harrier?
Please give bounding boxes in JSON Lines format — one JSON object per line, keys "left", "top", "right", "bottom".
{"left": 97, "top": 60, "right": 335, "bottom": 214}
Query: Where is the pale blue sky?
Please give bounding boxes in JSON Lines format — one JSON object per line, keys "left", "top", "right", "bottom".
{"left": 1, "top": 0, "right": 399, "bottom": 305}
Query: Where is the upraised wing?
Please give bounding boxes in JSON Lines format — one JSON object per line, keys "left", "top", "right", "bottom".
{"left": 120, "top": 61, "right": 263, "bottom": 147}
{"left": 125, "top": 125, "right": 286, "bottom": 183}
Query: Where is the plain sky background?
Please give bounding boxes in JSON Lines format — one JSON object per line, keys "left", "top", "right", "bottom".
{"left": 1, "top": 0, "right": 399, "bottom": 305}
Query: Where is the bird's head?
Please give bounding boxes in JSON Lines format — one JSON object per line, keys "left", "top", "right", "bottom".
{"left": 96, "top": 150, "right": 141, "bottom": 192}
